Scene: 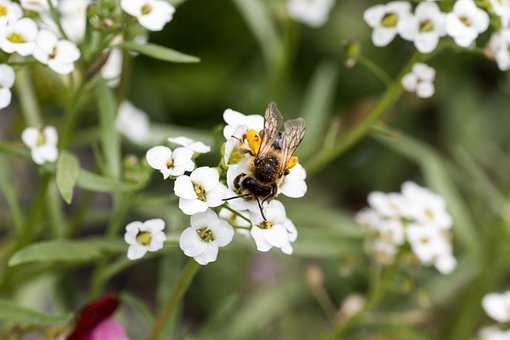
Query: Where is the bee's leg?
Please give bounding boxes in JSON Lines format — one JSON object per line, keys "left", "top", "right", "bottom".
{"left": 261, "top": 183, "right": 277, "bottom": 206}
{"left": 255, "top": 196, "right": 267, "bottom": 221}
{"left": 223, "top": 193, "right": 251, "bottom": 201}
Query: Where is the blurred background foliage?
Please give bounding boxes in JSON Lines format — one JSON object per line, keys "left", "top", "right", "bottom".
{"left": 2, "top": 0, "right": 510, "bottom": 339}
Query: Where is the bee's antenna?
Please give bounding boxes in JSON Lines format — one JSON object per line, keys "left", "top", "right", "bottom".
{"left": 255, "top": 197, "right": 267, "bottom": 221}
{"left": 223, "top": 194, "right": 251, "bottom": 201}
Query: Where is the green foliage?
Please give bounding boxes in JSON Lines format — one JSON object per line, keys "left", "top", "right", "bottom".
{"left": 56, "top": 152, "right": 80, "bottom": 204}
{"left": 0, "top": 299, "right": 71, "bottom": 326}
{"left": 119, "top": 42, "right": 200, "bottom": 63}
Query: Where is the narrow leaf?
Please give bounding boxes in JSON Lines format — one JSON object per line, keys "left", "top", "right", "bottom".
{"left": 56, "top": 151, "right": 80, "bottom": 204}
{"left": 119, "top": 42, "right": 200, "bottom": 63}
{"left": 0, "top": 299, "right": 71, "bottom": 325}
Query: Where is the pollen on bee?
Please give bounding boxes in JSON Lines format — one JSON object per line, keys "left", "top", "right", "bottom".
{"left": 245, "top": 129, "right": 261, "bottom": 155}
{"left": 286, "top": 156, "right": 299, "bottom": 170}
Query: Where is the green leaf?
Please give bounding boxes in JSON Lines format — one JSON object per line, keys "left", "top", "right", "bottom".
{"left": 293, "top": 227, "right": 363, "bottom": 258}
{"left": 136, "top": 123, "right": 212, "bottom": 147}
{"left": 299, "top": 62, "right": 339, "bottom": 158}
{"left": 8, "top": 238, "right": 125, "bottom": 267}
{"left": 56, "top": 151, "right": 80, "bottom": 204}
{"left": 232, "top": 0, "right": 282, "bottom": 67}
{"left": 0, "top": 156, "right": 23, "bottom": 231}
{"left": 76, "top": 169, "right": 139, "bottom": 193}
{"left": 0, "top": 299, "right": 71, "bottom": 325}
{"left": 97, "top": 79, "right": 121, "bottom": 180}
{"left": 119, "top": 42, "right": 200, "bottom": 63}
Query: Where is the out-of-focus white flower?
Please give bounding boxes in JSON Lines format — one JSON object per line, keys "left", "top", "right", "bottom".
{"left": 20, "top": 0, "right": 55, "bottom": 12}
{"left": 479, "top": 326, "right": 510, "bottom": 340}
{"left": 0, "top": 17, "right": 38, "bottom": 56}
{"left": 402, "top": 62, "right": 436, "bottom": 98}
{"left": 399, "top": 2, "right": 446, "bottom": 53}
{"left": 124, "top": 219, "right": 166, "bottom": 260}
{"left": 0, "top": 64, "right": 14, "bottom": 110}
{"left": 364, "top": 1, "right": 411, "bottom": 47}
{"left": 287, "top": 0, "right": 335, "bottom": 28}
{"left": 434, "top": 252, "right": 457, "bottom": 274}
{"left": 488, "top": 28, "right": 510, "bottom": 71}
{"left": 33, "top": 30, "right": 80, "bottom": 75}
{"left": 249, "top": 200, "right": 297, "bottom": 255}
{"left": 174, "top": 167, "right": 228, "bottom": 215}
{"left": 59, "top": 0, "right": 89, "bottom": 42}
{"left": 168, "top": 136, "right": 210, "bottom": 154}
{"left": 483, "top": 292, "right": 510, "bottom": 323}
{"left": 407, "top": 223, "right": 452, "bottom": 264}
{"left": 179, "top": 209, "right": 234, "bottom": 265}
{"left": 490, "top": 0, "right": 510, "bottom": 27}
{"left": 116, "top": 101, "right": 151, "bottom": 143}
{"left": 21, "top": 126, "right": 58, "bottom": 165}
{"left": 367, "top": 191, "right": 410, "bottom": 218}
{"left": 279, "top": 163, "right": 307, "bottom": 198}
{"left": 373, "top": 240, "right": 397, "bottom": 264}
{"left": 101, "top": 48, "right": 122, "bottom": 87}
{"left": 376, "top": 219, "right": 406, "bottom": 245}
{"left": 121, "top": 0, "right": 175, "bottom": 31}
{"left": 446, "top": 0, "right": 489, "bottom": 47}
{"left": 401, "top": 181, "right": 452, "bottom": 229}
{"left": 0, "top": 0, "right": 21, "bottom": 26}
{"left": 223, "top": 109, "right": 264, "bottom": 140}
{"left": 146, "top": 145, "right": 194, "bottom": 179}
{"left": 218, "top": 207, "right": 251, "bottom": 229}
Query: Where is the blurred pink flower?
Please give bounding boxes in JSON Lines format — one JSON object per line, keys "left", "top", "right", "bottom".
{"left": 83, "top": 317, "right": 129, "bottom": 340}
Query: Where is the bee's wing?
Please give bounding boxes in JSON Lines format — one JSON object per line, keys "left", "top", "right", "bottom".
{"left": 257, "top": 102, "right": 283, "bottom": 157}
{"left": 280, "top": 118, "right": 306, "bottom": 169}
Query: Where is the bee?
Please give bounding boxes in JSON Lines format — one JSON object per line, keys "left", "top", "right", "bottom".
{"left": 225, "top": 102, "right": 306, "bottom": 220}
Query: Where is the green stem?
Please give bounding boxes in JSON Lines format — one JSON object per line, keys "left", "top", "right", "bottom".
{"left": 59, "top": 82, "right": 86, "bottom": 150}
{"left": 15, "top": 68, "right": 42, "bottom": 127}
{"left": 305, "top": 52, "right": 420, "bottom": 176}
{"left": 147, "top": 260, "right": 200, "bottom": 340}
{"left": 358, "top": 55, "right": 392, "bottom": 86}
{"left": 46, "top": 0, "right": 69, "bottom": 40}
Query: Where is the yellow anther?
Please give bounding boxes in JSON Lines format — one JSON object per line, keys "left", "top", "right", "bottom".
{"left": 136, "top": 231, "right": 152, "bottom": 246}
{"left": 245, "top": 129, "right": 261, "bottom": 155}
{"left": 286, "top": 156, "right": 299, "bottom": 170}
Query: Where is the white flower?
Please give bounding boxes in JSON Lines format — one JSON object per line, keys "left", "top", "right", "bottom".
{"left": 21, "top": 126, "right": 58, "bottom": 165}
{"left": 363, "top": 1, "right": 411, "bottom": 47}
{"left": 146, "top": 145, "right": 194, "bottom": 179}
{"left": 287, "top": 0, "right": 335, "bottom": 28}
{"left": 488, "top": 28, "right": 510, "bottom": 71}
{"left": 101, "top": 48, "right": 123, "bottom": 87}
{"left": 355, "top": 208, "right": 384, "bottom": 230}
{"left": 376, "top": 219, "right": 405, "bottom": 245}
{"left": 479, "top": 326, "right": 510, "bottom": 340}
{"left": 401, "top": 181, "right": 452, "bottom": 229}
{"left": 116, "top": 101, "right": 151, "bottom": 143}
{"left": 446, "top": 0, "right": 489, "bottom": 48}
{"left": 434, "top": 252, "right": 457, "bottom": 274}
{"left": 168, "top": 136, "right": 210, "bottom": 154}
{"left": 0, "top": 64, "right": 14, "bottom": 110}
{"left": 402, "top": 63, "right": 436, "bottom": 98}
{"left": 179, "top": 209, "right": 234, "bottom": 265}
{"left": 367, "top": 191, "right": 410, "bottom": 218}
{"left": 373, "top": 240, "right": 397, "bottom": 264}
{"left": 174, "top": 167, "right": 228, "bottom": 215}
{"left": 249, "top": 200, "right": 297, "bottom": 255}
{"left": 124, "top": 219, "right": 166, "bottom": 260}
{"left": 483, "top": 292, "right": 510, "bottom": 323}
{"left": 279, "top": 163, "right": 307, "bottom": 198}
{"left": 490, "top": 0, "right": 510, "bottom": 27}
{"left": 59, "top": 0, "right": 89, "bottom": 42}
{"left": 399, "top": 2, "right": 446, "bottom": 53}
{"left": 0, "top": 17, "right": 38, "bottom": 56}
{"left": 20, "top": 0, "right": 55, "bottom": 12}
{"left": 0, "top": 0, "right": 22, "bottom": 26}
{"left": 121, "top": 0, "right": 175, "bottom": 31}
{"left": 33, "top": 30, "right": 80, "bottom": 75}
{"left": 218, "top": 207, "right": 251, "bottom": 229}
{"left": 223, "top": 109, "right": 264, "bottom": 140}
{"left": 407, "top": 223, "right": 451, "bottom": 264}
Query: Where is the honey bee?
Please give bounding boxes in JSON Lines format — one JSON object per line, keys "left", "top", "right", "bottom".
{"left": 225, "top": 102, "right": 306, "bottom": 220}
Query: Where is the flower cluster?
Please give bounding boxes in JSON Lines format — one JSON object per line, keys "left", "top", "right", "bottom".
{"left": 124, "top": 107, "right": 308, "bottom": 265}
{"left": 356, "top": 181, "right": 456, "bottom": 274}
{"left": 480, "top": 291, "right": 510, "bottom": 339}
{"left": 402, "top": 62, "right": 436, "bottom": 98}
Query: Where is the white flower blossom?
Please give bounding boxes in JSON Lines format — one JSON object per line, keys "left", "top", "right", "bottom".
{"left": 488, "top": 28, "right": 510, "bottom": 71}
{"left": 446, "top": 0, "right": 489, "bottom": 48}
{"left": 407, "top": 223, "right": 454, "bottom": 268}
{"left": 116, "top": 101, "right": 151, "bottom": 143}
{"left": 59, "top": 0, "right": 89, "bottom": 42}
{"left": 287, "top": 0, "right": 335, "bottom": 28}
{"left": 174, "top": 167, "right": 228, "bottom": 215}
{"left": 373, "top": 240, "right": 397, "bottom": 264}
{"left": 218, "top": 207, "right": 251, "bottom": 229}
{"left": 168, "top": 136, "right": 210, "bottom": 154}
{"left": 367, "top": 191, "right": 411, "bottom": 219}
{"left": 402, "top": 63, "right": 436, "bottom": 98}
{"left": 33, "top": 30, "right": 80, "bottom": 75}
{"left": 483, "top": 292, "right": 510, "bottom": 323}
{"left": 179, "top": 209, "right": 234, "bottom": 265}
{"left": 364, "top": 1, "right": 411, "bottom": 47}
{"left": 146, "top": 145, "right": 194, "bottom": 179}
{"left": 249, "top": 200, "right": 297, "bottom": 255}
{"left": 490, "top": 0, "right": 510, "bottom": 27}
{"left": 0, "top": 0, "right": 22, "bottom": 26}
{"left": 399, "top": 2, "right": 447, "bottom": 53}
{"left": 20, "top": 0, "right": 55, "bottom": 12}
{"left": 0, "top": 64, "right": 14, "bottom": 110}
{"left": 21, "top": 126, "right": 58, "bottom": 165}
{"left": 101, "top": 48, "right": 123, "bottom": 87}
{"left": 124, "top": 219, "right": 166, "bottom": 260}
{"left": 0, "top": 17, "right": 38, "bottom": 56}
{"left": 279, "top": 163, "right": 307, "bottom": 198}
{"left": 121, "top": 0, "right": 175, "bottom": 31}
{"left": 479, "top": 326, "right": 510, "bottom": 340}
{"left": 223, "top": 109, "right": 264, "bottom": 140}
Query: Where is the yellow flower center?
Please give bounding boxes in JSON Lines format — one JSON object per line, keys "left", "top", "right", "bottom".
{"left": 49, "top": 47, "right": 57, "bottom": 59}
{"left": 419, "top": 19, "right": 434, "bottom": 32}
{"left": 36, "top": 132, "right": 46, "bottom": 146}
{"left": 7, "top": 32, "right": 25, "bottom": 44}
{"left": 381, "top": 12, "right": 398, "bottom": 28}
{"left": 259, "top": 220, "right": 273, "bottom": 229}
{"left": 141, "top": 3, "right": 152, "bottom": 15}
{"left": 459, "top": 15, "right": 471, "bottom": 27}
{"left": 166, "top": 158, "right": 174, "bottom": 169}
{"left": 136, "top": 231, "right": 152, "bottom": 246}
{"left": 0, "top": 5, "right": 7, "bottom": 16}
{"left": 197, "top": 227, "right": 214, "bottom": 242}
{"left": 193, "top": 183, "right": 206, "bottom": 201}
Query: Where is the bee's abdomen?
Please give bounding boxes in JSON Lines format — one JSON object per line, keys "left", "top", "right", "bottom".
{"left": 242, "top": 177, "right": 272, "bottom": 197}
{"left": 254, "top": 156, "right": 279, "bottom": 183}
